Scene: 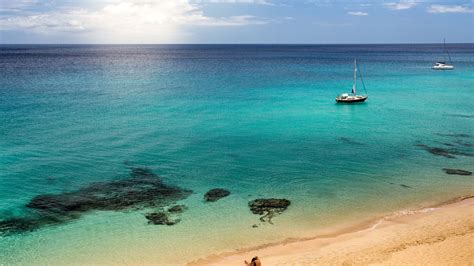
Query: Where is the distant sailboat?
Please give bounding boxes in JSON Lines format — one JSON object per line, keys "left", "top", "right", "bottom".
{"left": 336, "top": 59, "right": 368, "bottom": 103}
{"left": 432, "top": 38, "right": 454, "bottom": 70}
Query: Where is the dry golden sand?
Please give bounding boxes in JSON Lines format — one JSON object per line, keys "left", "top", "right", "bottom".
{"left": 189, "top": 196, "right": 474, "bottom": 265}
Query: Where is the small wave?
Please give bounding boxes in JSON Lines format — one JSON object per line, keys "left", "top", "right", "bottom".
{"left": 361, "top": 207, "right": 438, "bottom": 233}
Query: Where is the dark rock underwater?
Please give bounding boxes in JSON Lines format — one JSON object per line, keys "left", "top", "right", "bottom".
{"left": 204, "top": 188, "right": 231, "bottom": 202}
{"left": 0, "top": 167, "right": 192, "bottom": 235}
{"left": 415, "top": 144, "right": 473, "bottom": 159}
{"left": 248, "top": 198, "right": 291, "bottom": 224}
{"left": 442, "top": 168, "right": 472, "bottom": 176}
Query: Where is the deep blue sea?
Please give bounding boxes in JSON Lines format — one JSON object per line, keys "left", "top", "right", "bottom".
{"left": 1, "top": 44, "right": 473, "bottom": 264}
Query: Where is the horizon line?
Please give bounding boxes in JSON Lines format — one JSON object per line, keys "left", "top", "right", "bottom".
{"left": 1, "top": 42, "right": 473, "bottom": 46}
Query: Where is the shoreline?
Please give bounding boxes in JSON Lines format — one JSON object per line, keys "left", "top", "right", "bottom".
{"left": 189, "top": 195, "right": 474, "bottom": 265}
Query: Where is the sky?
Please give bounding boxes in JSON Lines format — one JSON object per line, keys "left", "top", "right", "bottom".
{"left": 0, "top": 0, "right": 472, "bottom": 44}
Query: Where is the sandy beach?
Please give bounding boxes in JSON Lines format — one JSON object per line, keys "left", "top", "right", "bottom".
{"left": 191, "top": 196, "right": 474, "bottom": 265}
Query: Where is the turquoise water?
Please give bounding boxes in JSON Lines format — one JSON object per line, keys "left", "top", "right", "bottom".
{"left": 1, "top": 44, "right": 473, "bottom": 264}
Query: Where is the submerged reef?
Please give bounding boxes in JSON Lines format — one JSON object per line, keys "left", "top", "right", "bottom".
{"left": 415, "top": 144, "right": 473, "bottom": 159}
{"left": 435, "top": 133, "right": 471, "bottom": 138}
{"left": 442, "top": 168, "right": 472, "bottom": 176}
{"left": 248, "top": 198, "right": 291, "bottom": 224}
{"left": 145, "top": 211, "right": 180, "bottom": 225}
{"left": 453, "top": 140, "right": 473, "bottom": 148}
{"left": 204, "top": 188, "right": 230, "bottom": 202}
{"left": 168, "top": 204, "right": 187, "bottom": 213}
{"left": 0, "top": 218, "right": 44, "bottom": 235}
{"left": 337, "top": 137, "right": 365, "bottom": 146}
{"left": 0, "top": 167, "right": 192, "bottom": 236}
{"left": 416, "top": 133, "right": 473, "bottom": 159}
{"left": 145, "top": 204, "right": 187, "bottom": 225}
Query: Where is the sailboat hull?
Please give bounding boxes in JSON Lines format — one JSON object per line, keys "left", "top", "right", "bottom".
{"left": 432, "top": 65, "right": 454, "bottom": 70}
{"left": 335, "top": 95, "right": 368, "bottom": 103}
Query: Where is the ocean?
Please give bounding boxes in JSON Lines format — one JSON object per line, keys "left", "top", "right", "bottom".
{"left": 1, "top": 44, "right": 473, "bottom": 264}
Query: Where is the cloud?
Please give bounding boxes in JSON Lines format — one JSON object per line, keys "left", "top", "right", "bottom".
{"left": 347, "top": 11, "right": 368, "bottom": 16}
{"left": 0, "top": 0, "right": 268, "bottom": 43}
{"left": 383, "top": 0, "right": 417, "bottom": 10}
{"left": 427, "top": 4, "right": 474, "bottom": 14}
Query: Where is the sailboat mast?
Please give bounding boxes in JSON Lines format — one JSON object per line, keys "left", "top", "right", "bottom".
{"left": 444, "top": 38, "right": 453, "bottom": 64}
{"left": 353, "top": 59, "right": 357, "bottom": 95}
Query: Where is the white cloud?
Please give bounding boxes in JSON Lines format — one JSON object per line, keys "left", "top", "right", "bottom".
{"left": 384, "top": 0, "right": 417, "bottom": 10}
{"left": 347, "top": 11, "right": 368, "bottom": 16}
{"left": 427, "top": 4, "right": 474, "bottom": 14}
{"left": 0, "top": 0, "right": 268, "bottom": 43}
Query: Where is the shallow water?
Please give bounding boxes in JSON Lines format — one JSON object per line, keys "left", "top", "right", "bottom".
{"left": 1, "top": 44, "right": 473, "bottom": 264}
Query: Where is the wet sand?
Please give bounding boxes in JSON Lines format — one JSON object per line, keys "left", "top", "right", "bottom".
{"left": 191, "top": 196, "right": 474, "bottom": 265}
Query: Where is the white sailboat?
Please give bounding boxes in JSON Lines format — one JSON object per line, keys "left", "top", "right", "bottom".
{"left": 432, "top": 39, "right": 454, "bottom": 70}
{"left": 336, "top": 59, "right": 368, "bottom": 103}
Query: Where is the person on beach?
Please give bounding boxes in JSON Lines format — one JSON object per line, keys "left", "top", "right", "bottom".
{"left": 245, "top": 256, "right": 261, "bottom": 266}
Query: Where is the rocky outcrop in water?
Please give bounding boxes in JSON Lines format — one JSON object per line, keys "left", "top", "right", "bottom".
{"left": 145, "top": 204, "right": 187, "bottom": 225}
{"left": 442, "top": 168, "right": 472, "bottom": 176}
{"left": 415, "top": 144, "right": 473, "bottom": 158}
{"left": 420, "top": 133, "right": 474, "bottom": 158}
{"left": 27, "top": 168, "right": 192, "bottom": 213}
{"left": 0, "top": 217, "right": 43, "bottom": 235}
{"left": 204, "top": 188, "right": 230, "bottom": 202}
{"left": 168, "top": 204, "right": 186, "bottom": 213}
{"left": 415, "top": 144, "right": 455, "bottom": 158}
{"left": 248, "top": 198, "right": 290, "bottom": 224}
{"left": 145, "top": 211, "right": 180, "bottom": 225}
{"left": 0, "top": 167, "right": 192, "bottom": 235}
